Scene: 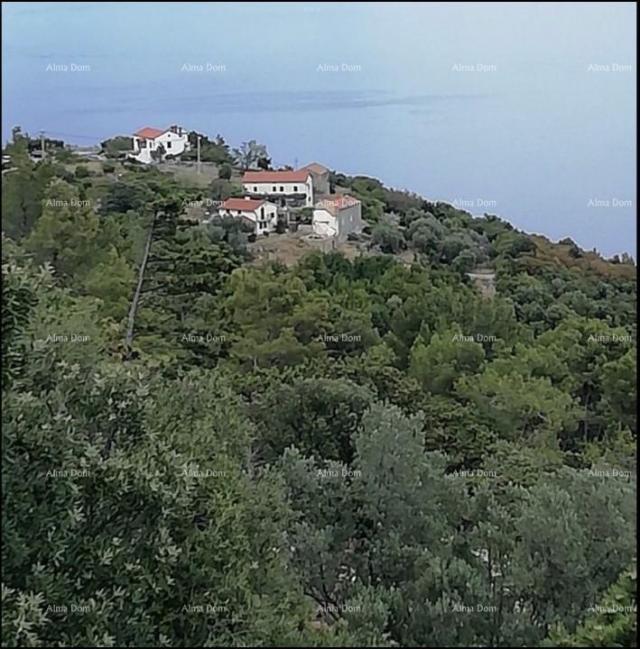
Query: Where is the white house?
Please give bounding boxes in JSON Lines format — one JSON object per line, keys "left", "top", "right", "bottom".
{"left": 312, "top": 195, "right": 363, "bottom": 241}
{"left": 218, "top": 197, "right": 278, "bottom": 235}
{"left": 242, "top": 170, "right": 314, "bottom": 207}
{"left": 130, "top": 125, "right": 190, "bottom": 164}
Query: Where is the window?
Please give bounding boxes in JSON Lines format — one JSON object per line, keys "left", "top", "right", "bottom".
{"left": 254, "top": 186, "right": 258, "bottom": 192}
{"left": 272, "top": 186, "right": 277, "bottom": 192}
{"left": 166, "top": 141, "right": 172, "bottom": 149}
{"left": 293, "top": 186, "right": 298, "bottom": 192}
{"left": 279, "top": 186, "right": 284, "bottom": 192}
{"left": 260, "top": 207, "right": 264, "bottom": 218}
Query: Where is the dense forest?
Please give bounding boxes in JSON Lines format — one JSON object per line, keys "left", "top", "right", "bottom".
{"left": 2, "top": 130, "right": 636, "bottom": 647}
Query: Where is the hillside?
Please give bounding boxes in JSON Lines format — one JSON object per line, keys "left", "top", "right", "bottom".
{"left": 2, "top": 133, "right": 637, "bottom": 648}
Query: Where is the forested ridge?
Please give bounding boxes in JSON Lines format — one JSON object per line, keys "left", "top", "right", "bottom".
{"left": 2, "top": 132, "right": 636, "bottom": 647}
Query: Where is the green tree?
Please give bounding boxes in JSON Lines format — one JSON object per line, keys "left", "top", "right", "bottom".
{"left": 371, "top": 222, "right": 404, "bottom": 254}
{"left": 100, "top": 135, "right": 133, "bottom": 159}
{"left": 218, "top": 162, "right": 232, "bottom": 180}
{"left": 456, "top": 366, "right": 578, "bottom": 447}
{"left": 545, "top": 567, "right": 637, "bottom": 647}
{"left": 409, "top": 328, "right": 485, "bottom": 395}
{"left": 253, "top": 377, "right": 374, "bottom": 464}
{"left": 26, "top": 180, "right": 100, "bottom": 282}
{"left": 232, "top": 140, "right": 269, "bottom": 171}
{"left": 2, "top": 157, "right": 54, "bottom": 240}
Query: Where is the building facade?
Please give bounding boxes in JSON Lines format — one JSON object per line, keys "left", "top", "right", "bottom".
{"left": 218, "top": 197, "right": 278, "bottom": 235}
{"left": 312, "top": 195, "right": 363, "bottom": 241}
{"left": 242, "top": 170, "right": 314, "bottom": 207}
{"left": 130, "top": 125, "right": 190, "bottom": 164}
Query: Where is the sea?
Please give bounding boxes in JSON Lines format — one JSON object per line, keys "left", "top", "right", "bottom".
{"left": 2, "top": 2, "right": 635, "bottom": 256}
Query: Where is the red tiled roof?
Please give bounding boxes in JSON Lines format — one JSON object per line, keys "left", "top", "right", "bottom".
{"left": 315, "top": 194, "right": 360, "bottom": 215}
{"left": 134, "top": 127, "right": 166, "bottom": 140}
{"left": 221, "top": 198, "right": 265, "bottom": 211}
{"left": 242, "top": 170, "right": 310, "bottom": 184}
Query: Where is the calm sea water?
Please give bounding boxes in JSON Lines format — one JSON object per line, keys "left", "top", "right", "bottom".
{"left": 2, "top": 2, "right": 636, "bottom": 256}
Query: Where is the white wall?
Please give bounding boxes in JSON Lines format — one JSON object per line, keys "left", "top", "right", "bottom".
{"left": 243, "top": 176, "right": 313, "bottom": 206}
{"left": 312, "top": 201, "right": 363, "bottom": 241}
{"left": 218, "top": 203, "right": 278, "bottom": 235}
{"left": 130, "top": 130, "right": 190, "bottom": 164}
{"left": 130, "top": 137, "right": 152, "bottom": 163}
{"left": 155, "top": 131, "right": 189, "bottom": 157}
{"left": 312, "top": 208, "right": 337, "bottom": 237}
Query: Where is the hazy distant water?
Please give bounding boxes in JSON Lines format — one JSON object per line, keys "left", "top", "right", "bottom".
{"left": 2, "top": 2, "right": 635, "bottom": 256}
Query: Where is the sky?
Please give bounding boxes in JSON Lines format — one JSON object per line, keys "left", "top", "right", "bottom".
{"left": 2, "top": 2, "right": 636, "bottom": 256}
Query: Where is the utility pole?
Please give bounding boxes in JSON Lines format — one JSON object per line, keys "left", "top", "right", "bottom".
{"left": 196, "top": 135, "right": 201, "bottom": 174}
{"left": 39, "top": 130, "right": 46, "bottom": 159}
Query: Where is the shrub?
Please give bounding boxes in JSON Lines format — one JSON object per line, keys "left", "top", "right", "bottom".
{"left": 372, "top": 222, "right": 405, "bottom": 254}
{"left": 219, "top": 163, "right": 232, "bottom": 180}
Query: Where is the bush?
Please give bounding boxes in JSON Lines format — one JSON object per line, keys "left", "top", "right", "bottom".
{"left": 100, "top": 135, "right": 133, "bottom": 159}
{"left": 372, "top": 222, "right": 405, "bottom": 254}
{"left": 209, "top": 179, "right": 242, "bottom": 201}
{"left": 102, "top": 162, "right": 116, "bottom": 174}
{"left": 74, "top": 165, "right": 90, "bottom": 178}
{"left": 219, "top": 163, "right": 232, "bottom": 180}
{"left": 54, "top": 149, "right": 76, "bottom": 163}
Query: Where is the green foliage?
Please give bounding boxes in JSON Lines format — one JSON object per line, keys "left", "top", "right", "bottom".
{"left": 253, "top": 377, "right": 374, "bottom": 464}
{"left": 1, "top": 141, "right": 636, "bottom": 647}
{"left": 456, "top": 365, "right": 578, "bottom": 446}
{"left": 232, "top": 139, "right": 269, "bottom": 170}
{"left": 218, "top": 162, "right": 232, "bottom": 180}
{"left": 26, "top": 180, "right": 100, "bottom": 282}
{"left": 101, "top": 179, "right": 154, "bottom": 213}
{"left": 409, "top": 328, "right": 485, "bottom": 395}
{"left": 183, "top": 132, "right": 233, "bottom": 164}
{"left": 371, "top": 221, "right": 404, "bottom": 253}
{"left": 1, "top": 158, "right": 54, "bottom": 240}
{"left": 100, "top": 135, "right": 133, "bottom": 159}
{"left": 208, "top": 178, "right": 242, "bottom": 201}
{"left": 545, "top": 567, "right": 637, "bottom": 647}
